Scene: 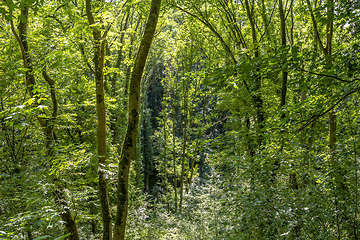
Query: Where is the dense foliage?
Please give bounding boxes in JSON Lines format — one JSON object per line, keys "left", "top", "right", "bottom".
{"left": 1, "top": 0, "right": 360, "bottom": 239}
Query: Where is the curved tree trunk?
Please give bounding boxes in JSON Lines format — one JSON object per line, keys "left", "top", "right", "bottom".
{"left": 11, "top": 5, "right": 79, "bottom": 240}
{"left": 112, "top": 0, "right": 162, "bottom": 239}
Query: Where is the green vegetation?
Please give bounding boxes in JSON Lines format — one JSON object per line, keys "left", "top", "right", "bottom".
{"left": 1, "top": 0, "right": 360, "bottom": 239}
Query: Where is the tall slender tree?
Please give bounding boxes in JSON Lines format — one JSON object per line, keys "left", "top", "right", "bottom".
{"left": 113, "top": 0, "right": 162, "bottom": 238}
{"left": 85, "top": 0, "right": 113, "bottom": 238}
{"left": 9, "top": 3, "right": 80, "bottom": 239}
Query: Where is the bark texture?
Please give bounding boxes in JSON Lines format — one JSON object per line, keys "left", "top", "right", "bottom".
{"left": 85, "top": 0, "right": 112, "bottom": 238}
{"left": 112, "top": 0, "right": 162, "bottom": 239}
{"left": 11, "top": 4, "right": 79, "bottom": 240}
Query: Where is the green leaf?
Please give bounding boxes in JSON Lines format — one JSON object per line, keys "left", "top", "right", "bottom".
{"left": 18, "top": 15, "right": 28, "bottom": 24}
{"left": 54, "top": 233, "right": 71, "bottom": 240}
{"left": 33, "top": 236, "right": 51, "bottom": 240}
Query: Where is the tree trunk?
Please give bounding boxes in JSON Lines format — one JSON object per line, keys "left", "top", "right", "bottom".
{"left": 164, "top": 125, "right": 170, "bottom": 212}
{"left": 85, "top": 0, "right": 112, "bottom": 238}
{"left": 172, "top": 80, "right": 178, "bottom": 212}
{"left": 244, "top": 0, "right": 265, "bottom": 149}
{"left": 179, "top": 77, "right": 189, "bottom": 210}
{"left": 11, "top": 5, "right": 80, "bottom": 240}
{"left": 188, "top": 93, "right": 207, "bottom": 189}
{"left": 162, "top": 94, "right": 170, "bottom": 212}
{"left": 112, "top": 0, "right": 162, "bottom": 239}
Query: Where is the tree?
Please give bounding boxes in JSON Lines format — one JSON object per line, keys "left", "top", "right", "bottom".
{"left": 84, "top": 0, "right": 114, "bottom": 238}
{"left": 7, "top": 1, "right": 80, "bottom": 238}
{"left": 2, "top": 0, "right": 360, "bottom": 238}
{"left": 113, "top": 0, "right": 162, "bottom": 238}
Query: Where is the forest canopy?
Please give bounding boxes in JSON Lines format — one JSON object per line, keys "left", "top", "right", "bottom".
{"left": 1, "top": 0, "right": 360, "bottom": 239}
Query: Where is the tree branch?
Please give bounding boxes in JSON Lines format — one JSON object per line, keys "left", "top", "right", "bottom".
{"left": 297, "top": 85, "right": 360, "bottom": 131}
{"left": 297, "top": 68, "right": 359, "bottom": 83}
